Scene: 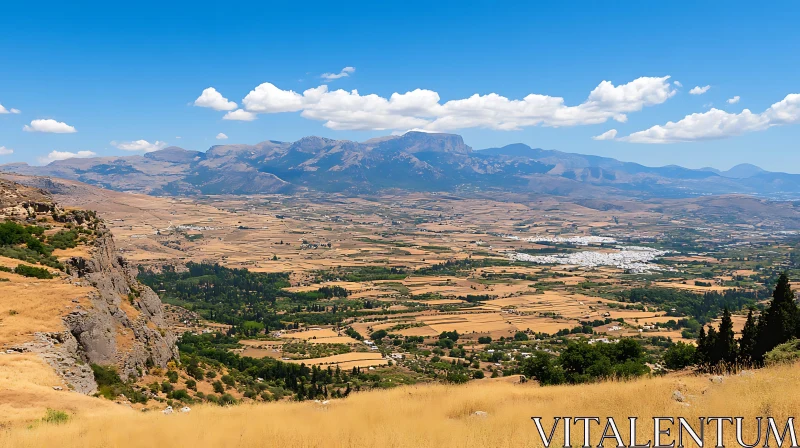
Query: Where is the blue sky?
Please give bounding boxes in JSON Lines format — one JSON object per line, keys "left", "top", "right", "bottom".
{"left": 1, "top": 1, "right": 799, "bottom": 172}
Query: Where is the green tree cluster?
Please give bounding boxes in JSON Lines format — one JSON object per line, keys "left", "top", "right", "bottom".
{"left": 521, "top": 339, "right": 649, "bottom": 386}
{"left": 697, "top": 273, "right": 797, "bottom": 369}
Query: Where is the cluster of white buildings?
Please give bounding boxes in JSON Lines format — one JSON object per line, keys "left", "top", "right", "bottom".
{"left": 508, "top": 246, "right": 669, "bottom": 273}
{"left": 502, "top": 235, "right": 617, "bottom": 245}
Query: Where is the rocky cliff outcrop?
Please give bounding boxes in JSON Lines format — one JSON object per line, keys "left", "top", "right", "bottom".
{"left": 64, "top": 231, "right": 179, "bottom": 380}
{"left": 17, "top": 231, "right": 179, "bottom": 394}
{"left": 3, "top": 179, "right": 179, "bottom": 394}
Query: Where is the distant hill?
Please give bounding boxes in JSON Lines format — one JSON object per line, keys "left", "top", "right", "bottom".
{"left": 700, "top": 163, "right": 767, "bottom": 178}
{"left": 2, "top": 132, "right": 799, "bottom": 199}
{"left": 722, "top": 163, "right": 768, "bottom": 178}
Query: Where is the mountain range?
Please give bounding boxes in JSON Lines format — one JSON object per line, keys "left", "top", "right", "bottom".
{"left": 3, "top": 132, "right": 799, "bottom": 199}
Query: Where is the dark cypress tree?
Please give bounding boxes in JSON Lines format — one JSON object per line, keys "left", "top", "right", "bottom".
{"left": 696, "top": 326, "right": 708, "bottom": 365}
{"left": 754, "top": 273, "right": 798, "bottom": 362}
{"left": 714, "top": 307, "right": 738, "bottom": 366}
{"left": 705, "top": 326, "right": 719, "bottom": 365}
{"left": 738, "top": 309, "right": 758, "bottom": 365}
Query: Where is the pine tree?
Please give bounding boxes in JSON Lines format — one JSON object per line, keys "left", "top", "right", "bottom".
{"left": 714, "top": 307, "right": 738, "bottom": 366}
{"left": 738, "top": 309, "right": 758, "bottom": 365}
{"left": 754, "top": 273, "right": 798, "bottom": 362}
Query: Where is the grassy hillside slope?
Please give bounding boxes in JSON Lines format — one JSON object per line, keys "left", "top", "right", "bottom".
{"left": 0, "top": 353, "right": 119, "bottom": 427}
{"left": 3, "top": 363, "right": 798, "bottom": 448}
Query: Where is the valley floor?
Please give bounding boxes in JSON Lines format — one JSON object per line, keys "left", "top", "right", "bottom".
{"left": 2, "top": 362, "right": 798, "bottom": 448}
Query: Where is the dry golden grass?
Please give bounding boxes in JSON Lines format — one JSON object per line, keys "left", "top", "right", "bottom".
{"left": 0, "top": 256, "right": 91, "bottom": 346}
{"left": 0, "top": 353, "right": 118, "bottom": 427}
{"left": 278, "top": 328, "right": 341, "bottom": 340}
{"left": 3, "top": 362, "right": 799, "bottom": 447}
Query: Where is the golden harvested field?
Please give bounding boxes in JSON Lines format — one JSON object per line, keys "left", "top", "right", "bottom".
{"left": 285, "top": 352, "right": 386, "bottom": 368}
{"left": 284, "top": 281, "right": 365, "bottom": 293}
{"left": 240, "top": 347, "right": 283, "bottom": 359}
{"left": 238, "top": 339, "right": 284, "bottom": 347}
{"left": 277, "top": 328, "right": 361, "bottom": 344}
{"left": 415, "top": 312, "right": 575, "bottom": 336}
{"left": 308, "top": 336, "right": 361, "bottom": 344}
{"left": 3, "top": 362, "right": 799, "bottom": 448}
{"left": 655, "top": 281, "right": 732, "bottom": 292}
{"left": 278, "top": 328, "right": 340, "bottom": 340}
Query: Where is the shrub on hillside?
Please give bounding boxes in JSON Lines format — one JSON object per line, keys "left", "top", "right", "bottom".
{"left": 91, "top": 364, "right": 149, "bottom": 404}
{"left": 663, "top": 342, "right": 697, "bottom": 370}
{"left": 764, "top": 338, "right": 800, "bottom": 366}
{"left": 42, "top": 409, "right": 69, "bottom": 425}
{"left": 48, "top": 229, "right": 79, "bottom": 249}
{"left": 14, "top": 264, "right": 53, "bottom": 279}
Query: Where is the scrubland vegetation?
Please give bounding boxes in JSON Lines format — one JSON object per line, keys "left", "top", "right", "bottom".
{"left": 0, "top": 217, "right": 97, "bottom": 270}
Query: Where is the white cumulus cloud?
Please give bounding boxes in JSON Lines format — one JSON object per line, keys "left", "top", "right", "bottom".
{"left": 592, "top": 129, "right": 618, "bottom": 141}
{"left": 321, "top": 66, "right": 356, "bottom": 81}
{"left": 0, "top": 146, "right": 13, "bottom": 155}
{"left": 727, "top": 96, "right": 741, "bottom": 104}
{"left": 223, "top": 109, "right": 257, "bottom": 121}
{"left": 689, "top": 85, "right": 711, "bottom": 95}
{"left": 216, "top": 133, "right": 228, "bottom": 140}
{"left": 619, "top": 93, "right": 800, "bottom": 143}
{"left": 216, "top": 76, "right": 676, "bottom": 132}
{"left": 194, "top": 87, "right": 238, "bottom": 111}
{"left": 0, "top": 104, "right": 21, "bottom": 114}
{"left": 23, "top": 119, "right": 77, "bottom": 133}
{"left": 242, "top": 83, "right": 305, "bottom": 113}
{"left": 112, "top": 140, "right": 168, "bottom": 152}
{"left": 38, "top": 150, "right": 96, "bottom": 164}
{"left": 673, "top": 81, "right": 683, "bottom": 87}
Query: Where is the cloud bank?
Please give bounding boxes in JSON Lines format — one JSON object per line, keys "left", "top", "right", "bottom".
{"left": 617, "top": 93, "right": 800, "bottom": 143}
{"left": 38, "top": 150, "right": 96, "bottom": 164}
{"left": 112, "top": 139, "right": 168, "bottom": 152}
{"left": 0, "top": 104, "right": 21, "bottom": 114}
{"left": 199, "top": 76, "right": 677, "bottom": 132}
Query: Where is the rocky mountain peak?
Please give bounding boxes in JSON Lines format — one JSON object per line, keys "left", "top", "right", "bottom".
{"left": 291, "top": 136, "right": 343, "bottom": 153}
{"left": 375, "top": 131, "right": 472, "bottom": 155}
